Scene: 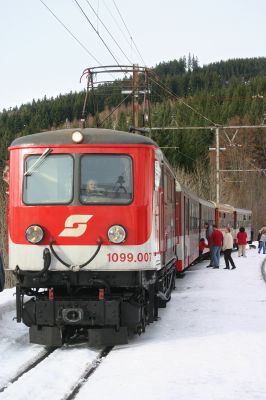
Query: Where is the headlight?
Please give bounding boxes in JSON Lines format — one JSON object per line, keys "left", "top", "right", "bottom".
{"left": 72, "top": 130, "right": 84, "bottom": 143}
{"left": 25, "top": 225, "right": 44, "bottom": 244}
{"left": 107, "top": 225, "right": 126, "bottom": 244}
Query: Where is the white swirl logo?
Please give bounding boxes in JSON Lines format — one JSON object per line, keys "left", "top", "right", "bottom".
{"left": 59, "top": 215, "right": 93, "bottom": 237}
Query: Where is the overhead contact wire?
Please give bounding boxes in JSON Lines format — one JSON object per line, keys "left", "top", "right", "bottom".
{"left": 85, "top": 0, "right": 133, "bottom": 64}
{"left": 39, "top": 0, "right": 101, "bottom": 65}
{"left": 112, "top": 0, "right": 147, "bottom": 66}
{"left": 74, "top": 0, "right": 121, "bottom": 67}
{"left": 102, "top": 0, "right": 135, "bottom": 54}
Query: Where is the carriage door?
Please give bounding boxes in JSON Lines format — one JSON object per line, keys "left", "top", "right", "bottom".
{"left": 160, "top": 164, "right": 166, "bottom": 265}
{"left": 183, "top": 195, "right": 189, "bottom": 267}
{"left": 154, "top": 160, "right": 165, "bottom": 265}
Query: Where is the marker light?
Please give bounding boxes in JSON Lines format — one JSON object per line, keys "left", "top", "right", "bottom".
{"left": 26, "top": 225, "right": 44, "bottom": 244}
{"left": 107, "top": 225, "right": 126, "bottom": 244}
{"left": 72, "top": 131, "right": 84, "bottom": 143}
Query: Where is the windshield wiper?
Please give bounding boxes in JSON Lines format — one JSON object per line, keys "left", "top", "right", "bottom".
{"left": 24, "top": 148, "right": 52, "bottom": 176}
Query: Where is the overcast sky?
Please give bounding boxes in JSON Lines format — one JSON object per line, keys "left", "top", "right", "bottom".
{"left": 0, "top": 0, "right": 265, "bottom": 111}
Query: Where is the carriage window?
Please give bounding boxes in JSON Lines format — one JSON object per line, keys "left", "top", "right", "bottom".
{"left": 80, "top": 155, "right": 133, "bottom": 204}
{"left": 23, "top": 155, "right": 73, "bottom": 204}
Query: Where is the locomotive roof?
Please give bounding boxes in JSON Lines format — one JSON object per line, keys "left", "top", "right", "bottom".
{"left": 10, "top": 128, "right": 158, "bottom": 147}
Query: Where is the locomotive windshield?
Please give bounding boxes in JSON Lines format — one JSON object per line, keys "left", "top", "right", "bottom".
{"left": 23, "top": 154, "right": 73, "bottom": 204}
{"left": 23, "top": 153, "right": 133, "bottom": 205}
{"left": 80, "top": 154, "right": 133, "bottom": 204}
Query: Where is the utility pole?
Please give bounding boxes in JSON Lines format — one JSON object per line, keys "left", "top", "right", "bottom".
{"left": 142, "top": 68, "right": 151, "bottom": 132}
{"left": 209, "top": 128, "right": 225, "bottom": 204}
{"left": 216, "top": 128, "right": 220, "bottom": 204}
{"left": 132, "top": 64, "right": 139, "bottom": 131}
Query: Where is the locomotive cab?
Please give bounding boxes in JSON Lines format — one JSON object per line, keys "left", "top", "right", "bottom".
{"left": 8, "top": 128, "right": 177, "bottom": 346}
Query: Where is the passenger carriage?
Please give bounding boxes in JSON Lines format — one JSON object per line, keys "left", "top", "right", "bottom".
{"left": 175, "top": 186, "right": 215, "bottom": 271}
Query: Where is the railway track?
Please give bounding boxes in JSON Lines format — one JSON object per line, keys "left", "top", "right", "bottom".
{"left": 0, "top": 291, "right": 114, "bottom": 399}
{"left": 0, "top": 344, "right": 112, "bottom": 400}
{"left": 64, "top": 346, "right": 113, "bottom": 400}
{"left": 0, "top": 347, "right": 56, "bottom": 393}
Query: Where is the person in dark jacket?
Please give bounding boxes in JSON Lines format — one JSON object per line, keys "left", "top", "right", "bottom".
{"left": 257, "top": 230, "right": 262, "bottom": 253}
{"left": 209, "top": 225, "right": 223, "bottom": 269}
{"left": 236, "top": 227, "right": 248, "bottom": 257}
{"left": 204, "top": 222, "right": 213, "bottom": 245}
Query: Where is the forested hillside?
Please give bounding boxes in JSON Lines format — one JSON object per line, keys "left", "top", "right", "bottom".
{"left": 1, "top": 56, "right": 266, "bottom": 256}
{"left": 1, "top": 57, "right": 265, "bottom": 167}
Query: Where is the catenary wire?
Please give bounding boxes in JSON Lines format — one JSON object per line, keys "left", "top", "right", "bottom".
{"left": 112, "top": 0, "right": 147, "bottom": 66}
{"left": 102, "top": 0, "right": 137, "bottom": 59}
{"left": 40, "top": 0, "right": 217, "bottom": 128}
{"left": 39, "top": 0, "right": 101, "bottom": 65}
{"left": 74, "top": 0, "right": 122, "bottom": 67}
{"left": 85, "top": 0, "right": 133, "bottom": 64}
{"left": 39, "top": 1, "right": 118, "bottom": 93}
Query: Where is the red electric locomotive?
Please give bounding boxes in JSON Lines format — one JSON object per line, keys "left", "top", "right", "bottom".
{"left": 7, "top": 128, "right": 177, "bottom": 346}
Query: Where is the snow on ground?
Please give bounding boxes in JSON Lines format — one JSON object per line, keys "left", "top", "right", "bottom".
{"left": 0, "top": 247, "right": 266, "bottom": 400}
{"left": 0, "top": 346, "right": 99, "bottom": 400}
{"left": 76, "top": 247, "right": 266, "bottom": 400}
{"left": 0, "top": 289, "right": 49, "bottom": 390}
{"left": 0, "top": 292, "right": 99, "bottom": 400}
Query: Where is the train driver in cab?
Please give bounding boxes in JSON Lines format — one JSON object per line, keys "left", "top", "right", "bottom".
{"left": 81, "top": 178, "right": 106, "bottom": 203}
{"left": 87, "top": 179, "right": 97, "bottom": 193}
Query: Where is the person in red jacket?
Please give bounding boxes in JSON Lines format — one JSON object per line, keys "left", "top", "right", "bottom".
{"left": 209, "top": 225, "right": 223, "bottom": 269}
{"left": 236, "top": 227, "right": 248, "bottom": 257}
